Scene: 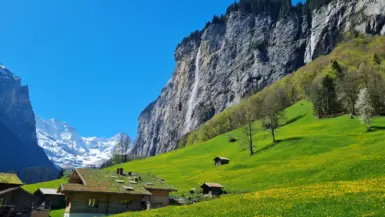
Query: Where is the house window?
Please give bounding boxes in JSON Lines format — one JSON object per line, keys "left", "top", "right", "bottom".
{"left": 120, "top": 200, "right": 132, "bottom": 208}
{"left": 88, "top": 198, "right": 99, "bottom": 208}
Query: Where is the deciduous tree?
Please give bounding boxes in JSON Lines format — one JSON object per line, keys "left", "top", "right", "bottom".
{"left": 261, "top": 88, "right": 287, "bottom": 144}
{"left": 355, "top": 88, "right": 374, "bottom": 132}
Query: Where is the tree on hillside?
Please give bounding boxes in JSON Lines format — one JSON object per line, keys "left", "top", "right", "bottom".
{"left": 118, "top": 134, "right": 132, "bottom": 163}
{"left": 366, "top": 69, "right": 385, "bottom": 115}
{"left": 358, "top": 63, "right": 385, "bottom": 115}
{"left": 241, "top": 104, "right": 257, "bottom": 155}
{"left": 337, "top": 70, "right": 360, "bottom": 117}
{"left": 261, "top": 88, "right": 287, "bottom": 144}
{"left": 355, "top": 88, "right": 374, "bottom": 132}
{"left": 309, "top": 74, "right": 340, "bottom": 118}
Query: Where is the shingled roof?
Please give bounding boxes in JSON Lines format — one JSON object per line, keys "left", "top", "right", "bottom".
{"left": 0, "top": 173, "right": 22, "bottom": 185}
{"left": 214, "top": 157, "right": 229, "bottom": 161}
{"left": 201, "top": 183, "right": 224, "bottom": 188}
{"left": 59, "top": 169, "right": 176, "bottom": 196}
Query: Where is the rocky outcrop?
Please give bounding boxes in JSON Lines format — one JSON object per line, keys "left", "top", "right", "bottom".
{"left": 0, "top": 65, "right": 58, "bottom": 183}
{"left": 133, "top": 0, "right": 385, "bottom": 157}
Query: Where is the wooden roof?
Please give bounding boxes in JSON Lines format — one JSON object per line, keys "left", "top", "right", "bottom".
{"left": 0, "top": 186, "right": 36, "bottom": 199}
{"left": 201, "top": 183, "right": 224, "bottom": 188}
{"left": 214, "top": 157, "right": 229, "bottom": 161}
{"left": 0, "top": 173, "right": 22, "bottom": 185}
{"left": 36, "top": 188, "right": 64, "bottom": 196}
{"left": 60, "top": 169, "right": 176, "bottom": 196}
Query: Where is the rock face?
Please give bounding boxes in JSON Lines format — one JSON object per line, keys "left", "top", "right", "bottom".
{"left": 133, "top": 0, "right": 385, "bottom": 157}
{"left": 36, "top": 116, "right": 131, "bottom": 168}
{"left": 0, "top": 65, "right": 58, "bottom": 183}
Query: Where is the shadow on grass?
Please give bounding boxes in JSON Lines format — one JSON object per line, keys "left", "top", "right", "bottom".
{"left": 370, "top": 126, "right": 385, "bottom": 132}
{"left": 253, "top": 137, "right": 304, "bottom": 155}
{"left": 281, "top": 114, "right": 307, "bottom": 127}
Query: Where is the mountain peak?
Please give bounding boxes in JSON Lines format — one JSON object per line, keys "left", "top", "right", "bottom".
{"left": 35, "top": 116, "right": 131, "bottom": 168}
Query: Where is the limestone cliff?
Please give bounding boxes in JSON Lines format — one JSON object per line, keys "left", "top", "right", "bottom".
{"left": 133, "top": 0, "right": 385, "bottom": 157}
{"left": 0, "top": 65, "right": 58, "bottom": 183}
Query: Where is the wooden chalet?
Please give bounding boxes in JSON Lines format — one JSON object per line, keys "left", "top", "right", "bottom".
{"left": 33, "top": 188, "right": 65, "bottom": 210}
{"left": 0, "top": 173, "right": 23, "bottom": 191}
{"left": 213, "top": 157, "right": 230, "bottom": 166}
{"left": 200, "top": 183, "right": 224, "bottom": 196}
{"left": 0, "top": 173, "right": 40, "bottom": 217}
{"left": 59, "top": 168, "right": 177, "bottom": 217}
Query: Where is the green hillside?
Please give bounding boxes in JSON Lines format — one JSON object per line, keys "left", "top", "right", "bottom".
{"left": 116, "top": 177, "right": 385, "bottom": 217}
{"left": 24, "top": 36, "right": 385, "bottom": 216}
{"left": 22, "top": 178, "right": 66, "bottom": 193}
{"left": 109, "top": 101, "right": 385, "bottom": 216}
{"left": 108, "top": 101, "right": 385, "bottom": 195}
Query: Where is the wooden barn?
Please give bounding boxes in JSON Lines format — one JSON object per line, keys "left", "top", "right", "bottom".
{"left": 213, "top": 157, "right": 230, "bottom": 166}
{"left": 33, "top": 188, "right": 66, "bottom": 209}
{"left": 0, "top": 173, "right": 23, "bottom": 191}
{"left": 59, "top": 168, "right": 177, "bottom": 217}
{"left": 200, "top": 183, "right": 224, "bottom": 196}
{"left": 0, "top": 187, "right": 40, "bottom": 217}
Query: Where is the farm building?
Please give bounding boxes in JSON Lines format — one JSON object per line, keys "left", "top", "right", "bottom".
{"left": 200, "top": 183, "right": 224, "bottom": 196}
{"left": 59, "top": 168, "right": 177, "bottom": 217}
{"left": 0, "top": 173, "right": 23, "bottom": 191}
{"left": 0, "top": 173, "right": 41, "bottom": 217}
{"left": 33, "top": 188, "right": 65, "bottom": 209}
{"left": 213, "top": 157, "right": 230, "bottom": 166}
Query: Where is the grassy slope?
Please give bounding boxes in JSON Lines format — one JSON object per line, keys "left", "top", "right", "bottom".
{"left": 22, "top": 178, "right": 66, "bottom": 193}
{"left": 116, "top": 178, "right": 385, "bottom": 217}
{"left": 23, "top": 37, "right": 385, "bottom": 216}
{"left": 109, "top": 102, "right": 385, "bottom": 194}
{"left": 111, "top": 101, "right": 385, "bottom": 216}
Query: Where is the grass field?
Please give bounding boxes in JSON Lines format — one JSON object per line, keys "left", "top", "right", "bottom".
{"left": 115, "top": 177, "right": 385, "bottom": 217}
{"left": 22, "top": 178, "right": 66, "bottom": 193}
{"left": 110, "top": 101, "right": 385, "bottom": 216}
{"left": 108, "top": 101, "right": 385, "bottom": 195}
{"left": 24, "top": 101, "right": 385, "bottom": 216}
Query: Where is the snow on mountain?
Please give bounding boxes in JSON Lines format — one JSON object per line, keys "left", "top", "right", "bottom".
{"left": 35, "top": 116, "right": 131, "bottom": 168}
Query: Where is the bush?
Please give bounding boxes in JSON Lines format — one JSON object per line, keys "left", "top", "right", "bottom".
{"left": 228, "top": 135, "right": 237, "bottom": 143}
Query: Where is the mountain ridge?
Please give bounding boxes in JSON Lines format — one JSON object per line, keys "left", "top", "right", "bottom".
{"left": 35, "top": 116, "right": 131, "bottom": 168}
{"left": 133, "top": 0, "right": 385, "bottom": 157}
{"left": 0, "top": 65, "right": 58, "bottom": 183}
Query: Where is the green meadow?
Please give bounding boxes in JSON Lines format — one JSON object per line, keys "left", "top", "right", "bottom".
{"left": 108, "top": 101, "right": 385, "bottom": 195}
{"left": 25, "top": 101, "right": 385, "bottom": 216}
{"left": 24, "top": 36, "right": 385, "bottom": 216}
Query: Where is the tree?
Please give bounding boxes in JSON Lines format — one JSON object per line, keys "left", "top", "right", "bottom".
{"left": 118, "top": 133, "right": 132, "bottom": 163}
{"left": 241, "top": 104, "right": 257, "bottom": 155}
{"left": 261, "top": 88, "right": 287, "bottom": 144}
{"left": 309, "top": 74, "right": 340, "bottom": 118}
{"left": 355, "top": 88, "right": 374, "bottom": 132}
{"left": 337, "top": 70, "right": 360, "bottom": 116}
{"left": 366, "top": 69, "right": 385, "bottom": 115}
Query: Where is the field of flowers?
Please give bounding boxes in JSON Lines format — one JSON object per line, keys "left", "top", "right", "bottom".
{"left": 115, "top": 177, "right": 385, "bottom": 216}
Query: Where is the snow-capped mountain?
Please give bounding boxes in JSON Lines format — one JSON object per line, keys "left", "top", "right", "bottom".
{"left": 35, "top": 116, "right": 131, "bottom": 168}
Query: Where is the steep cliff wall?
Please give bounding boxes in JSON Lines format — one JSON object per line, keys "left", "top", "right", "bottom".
{"left": 0, "top": 65, "right": 58, "bottom": 183}
{"left": 133, "top": 0, "right": 385, "bottom": 157}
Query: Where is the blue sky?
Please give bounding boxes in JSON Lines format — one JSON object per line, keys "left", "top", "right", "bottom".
{"left": 0, "top": 0, "right": 304, "bottom": 139}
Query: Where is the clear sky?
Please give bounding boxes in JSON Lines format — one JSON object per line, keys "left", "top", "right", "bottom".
{"left": 0, "top": 0, "right": 304, "bottom": 139}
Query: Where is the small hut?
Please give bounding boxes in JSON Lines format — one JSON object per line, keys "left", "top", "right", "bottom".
{"left": 213, "top": 157, "right": 230, "bottom": 166}
{"left": 33, "top": 188, "right": 66, "bottom": 209}
{"left": 200, "top": 183, "right": 224, "bottom": 196}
